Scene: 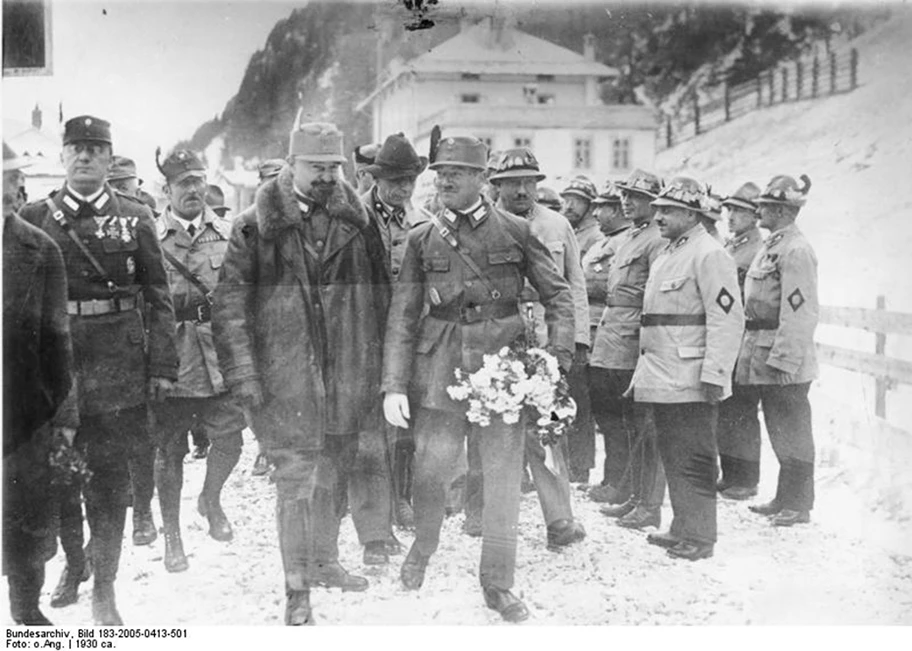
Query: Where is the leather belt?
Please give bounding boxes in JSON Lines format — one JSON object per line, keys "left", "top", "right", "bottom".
{"left": 67, "top": 296, "right": 137, "bottom": 316}
{"left": 606, "top": 298, "right": 643, "bottom": 308}
{"left": 175, "top": 301, "right": 212, "bottom": 324}
{"left": 746, "top": 319, "right": 779, "bottom": 331}
{"left": 429, "top": 302, "right": 518, "bottom": 324}
{"left": 640, "top": 313, "right": 706, "bottom": 327}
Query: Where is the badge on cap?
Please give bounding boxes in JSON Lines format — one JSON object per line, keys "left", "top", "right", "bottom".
{"left": 85, "top": 118, "right": 92, "bottom": 126}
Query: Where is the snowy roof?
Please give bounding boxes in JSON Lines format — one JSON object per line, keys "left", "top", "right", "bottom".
{"left": 358, "top": 21, "right": 618, "bottom": 111}
{"left": 6, "top": 125, "right": 62, "bottom": 159}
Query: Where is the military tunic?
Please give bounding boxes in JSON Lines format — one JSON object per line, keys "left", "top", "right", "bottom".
{"left": 581, "top": 225, "right": 629, "bottom": 337}
{"left": 632, "top": 222, "right": 744, "bottom": 545}
{"left": 724, "top": 226, "right": 764, "bottom": 299}
{"left": 361, "top": 186, "right": 430, "bottom": 282}
{"left": 382, "top": 199, "right": 574, "bottom": 590}
{"left": 573, "top": 213, "right": 604, "bottom": 262}
{"left": 732, "top": 222, "right": 819, "bottom": 511}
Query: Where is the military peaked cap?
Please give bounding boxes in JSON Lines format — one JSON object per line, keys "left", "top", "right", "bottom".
{"left": 63, "top": 115, "right": 112, "bottom": 145}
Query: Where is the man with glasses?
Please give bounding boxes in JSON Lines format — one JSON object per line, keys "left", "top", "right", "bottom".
{"left": 150, "top": 149, "right": 247, "bottom": 572}
{"left": 21, "top": 115, "right": 178, "bottom": 625}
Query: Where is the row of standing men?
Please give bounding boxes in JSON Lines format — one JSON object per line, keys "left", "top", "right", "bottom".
{"left": 1, "top": 112, "right": 818, "bottom": 627}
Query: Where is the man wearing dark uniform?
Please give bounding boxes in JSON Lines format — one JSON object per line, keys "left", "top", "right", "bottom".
{"left": 3, "top": 142, "right": 75, "bottom": 626}
{"left": 716, "top": 182, "right": 765, "bottom": 500}
{"left": 739, "top": 175, "right": 819, "bottom": 527}
{"left": 20, "top": 116, "right": 178, "bottom": 625}
{"left": 383, "top": 135, "right": 575, "bottom": 622}
{"left": 151, "top": 150, "right": 247, "bottom": 572}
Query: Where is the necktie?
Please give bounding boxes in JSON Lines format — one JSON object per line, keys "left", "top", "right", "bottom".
{"left": 187, "top": 224, "right": 196, "bottom": 238}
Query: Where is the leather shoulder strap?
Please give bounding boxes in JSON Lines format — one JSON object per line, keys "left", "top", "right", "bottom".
{"left": 429, "top": 213, "right": 501, "bottom": 300}
{"left": 160, "top": 246, "right": 212, "bottom": 301}
{"left": 44, "top": 198, "right": 118, "bottom": 293}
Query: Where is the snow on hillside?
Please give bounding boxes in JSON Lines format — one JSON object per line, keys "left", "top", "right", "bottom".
{"left": 657, "top": 7, "right": 912, "bottom": 437}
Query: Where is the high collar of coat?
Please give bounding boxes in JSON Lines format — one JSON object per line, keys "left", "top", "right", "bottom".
{"left": 255, "top": 165, "right": 368, "bottom": 240}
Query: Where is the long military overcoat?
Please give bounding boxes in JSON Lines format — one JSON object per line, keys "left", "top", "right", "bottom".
{"left": 212, "top": 168, "right": 389, "bottom": 451}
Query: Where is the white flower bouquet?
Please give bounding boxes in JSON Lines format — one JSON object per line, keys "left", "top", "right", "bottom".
{"left": 447, "top": 343, "right": 576, "bottom": 446}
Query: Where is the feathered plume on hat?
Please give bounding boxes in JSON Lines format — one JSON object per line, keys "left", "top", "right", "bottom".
{"left": 155, "top": 146, "right": 165, "bottom": 176}
{"left": 428, "top": 125, "right": 442, "bottom": 165}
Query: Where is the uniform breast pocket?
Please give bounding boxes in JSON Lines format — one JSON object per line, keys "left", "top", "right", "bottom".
{"left": 100, "top": 237, "right": 139, "bottom": 254}
{"left": 659, "top": 276, "right": 689, "bottom": 292}
{"left": 487, "top": 248, "right": 522, "bottom": 266}
{"left": 422, "top": 256, "right": 450, "bottom": 273}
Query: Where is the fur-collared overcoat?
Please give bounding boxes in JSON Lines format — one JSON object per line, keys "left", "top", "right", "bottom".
{"left": 212, "top": 167, "right": 390, "bottom": 450}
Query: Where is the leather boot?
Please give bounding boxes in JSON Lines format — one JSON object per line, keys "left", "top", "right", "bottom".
{"left": 600, "top": 497, "right": 637, "bottom": 518}
{"left": 49, "top": 560, "right": 88, "bottom": 608}
{"left": 394, "top": 444, "right": 416, "bottom": 528}
{"left": 10, "top": 569, "right": 53, "bottom": 625}
{"left": 251, "top": 452, "right": 270, "bottom": 477}
{"left": 131, "top": 509, "right": 157, "bottom": 546}
{"left": 617, "top": 504, "right": 661, "bottom": 530}
{"left": 285, "top": 587, "right": 314, "bottom": 626}
{"left": 198, "top": 444, "right": 239, "bottom": 542}
{"left": 155, "top": 451, "right": 188, "bottom": 572}
{"left": 277, "top": 498, "right": 313, "bottom": 600}
{"left": 92, "top": 581, "right": 123, "bottom": 626}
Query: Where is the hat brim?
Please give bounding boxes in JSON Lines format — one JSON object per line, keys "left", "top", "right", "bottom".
{"left": 560, "top": 189, "right": 595, "bottom": 202}
{"left": 755, "top": 196, "right": 805, "bottom": 207}
{"left": 592, "top": 196, "right": 621, "bottom": 205}
{"left": 363, "top": 157, "right": 428, "bottom": 179}
{"left": 63, "top": 137, "right": 112, "bottom": 146}
{"left": 3, "top": 156, "right": 32, "bottom": 172}
{"left": 651, "top": 197, "right": 700, "bottom": 210}
{"left": 170, "top": 169, "right": 206, "bottom": 184}
{"left": 107, "top": 173, "right": 137, "bottom": 182}
{"left": 489, "top": 169, "right": 546, "bottom": 183}
{"left": 722, "top": 198, "right": 758, "bottom": 212}
{"left": 429, "top": 161, "right": 486, "bottom": 171}
{"left": 616, "top": 184, "right": 657, "bottom": 200}
{"left": 212, "top": 206, "right": 231, "bottom": 216}
{"left": 701, "top": 210, "right": 723, "bottom": 222}
{"left": 292, "top": 154, "right": 347, "bottom": 163}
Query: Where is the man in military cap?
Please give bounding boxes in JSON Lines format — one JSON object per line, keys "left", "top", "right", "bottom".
{"left": 214, "top": 120, "right": 389, "bottom": 624}
{"left": 560, "top": 175, "right": 603, "bottom": 260}
{"left": 716, "top": 182, "right": 765, "bottom": 500}
{"left": 584, "top": 181, "right": 634, "bottom": 503}
{"left": 3, "top": 142, "right": 75, "bottom": 626}
{"left": 352, "top": 142, "right": 381, "bottom": 194}
{"left": 698, "top": 191, "right": 724, "bottom": 242}
{"left": 737, "top": 175, "right": 818, "bottom": 527}
{"left": 107, "top": 155, "right": 157, "bottom": 215}
{"left": 487, "top": 147, "right": 588, "bottom": 548}
{"left": 383, "top": 134, "right": 574, "bottom": 622}
{"left": 594, "top": 168, "right": 667, "bottom": 527}
{"left": 632, "top": 177, "right": 744, "bottom": 561}
{"left": 149, "top": 149, "right": 247, "bottom": 572}
{"left": 359, "top": 132, "right": 431, "bottom": 548}
{"left": 536, "top": 186, "right": 562, "bottom": 212}
{"left": 20, "top": 115, "right": 178, "bottom": 625}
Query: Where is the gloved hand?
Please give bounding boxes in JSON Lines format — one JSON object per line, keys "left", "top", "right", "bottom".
{"left": 232, "top": 379, "right": 264, "bottom": 411}
{"left": 148, "top": 376, "right": 174, "bottom": 403}
{"left": 383, "top": 392, "right": 411, "bottom": 429}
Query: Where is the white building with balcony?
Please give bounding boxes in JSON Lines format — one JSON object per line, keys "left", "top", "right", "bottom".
{"left": 357, "top": 18, "right": 657, "bottom": 190}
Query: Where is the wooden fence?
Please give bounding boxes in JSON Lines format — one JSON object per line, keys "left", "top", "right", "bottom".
{"left": 659, "top": 47, "right": 860, "bottom": 151}
{"left": 817, "top": 295, "right": 912, "bottom": 421}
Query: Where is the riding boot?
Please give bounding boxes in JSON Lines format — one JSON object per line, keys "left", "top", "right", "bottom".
{"left": 277, "top": 498, "right": 315, "bottom": 624}
{"left": 198, "top": 441, "right": 240, "bottom": 542}
{"left": 394, "top": 443, "right": 415, "bottom": 528}
{"left": 85, "top": 500, "right": 126, "bottom": 626}
{"left": 155, "top": 450, "right": 188, "bottom": 573}
{"left": 129, "top": 440, "right": 157, "bottom": 546}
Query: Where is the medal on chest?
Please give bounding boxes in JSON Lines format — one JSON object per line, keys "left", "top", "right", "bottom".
{"left": 94, "top": 216, "right": 139, "bottom": 243}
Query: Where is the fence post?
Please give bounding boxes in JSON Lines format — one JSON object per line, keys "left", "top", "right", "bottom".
{"left": 666, "top": 115, "right": 672, "bottom": 149}
{"left": 830, "top": 51, "right": 837, "bottom": 93}
{"left": 724, "top": 81, "right": 731, "bottom": 121}
{"left": 782, "top": 67, "right": 789, "bottom": 102}
{"left": 768, "top": 70, "right": 774, "bottom": 106}
{"left": 796, "top": 59, "right": 803, "bottom": 100}
{"left": 875, "top": 294, "right": 887, "bottom": 419}
{"left": 756, "top": 75, "right": 762, "bottom": 108}
{"left": 850, "top": 48, "right": 859, "bottom": 89}
{"left": 812, "top": 56, "right": 819, "bottom": 98}
{"left": 693, "top": 93, "right": 700, "bottom": 136}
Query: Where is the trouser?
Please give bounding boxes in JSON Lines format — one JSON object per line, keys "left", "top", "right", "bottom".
{"left": 3, "top": 426, "right": 53, "bottom": 619}
{"left": 152, "top": 394, "right": 245, "bottom": 531}
{"left": 750, "top": 382, "right": 815, "bottom": 511}
{"left": 349, "top": 421, "right": 395, "bottom": 545}
{"left": 269, "top": 446, "right": 320, "bottom": 591}
{"left": 413, "top": 408, "right": 524, "bottom": 590}
{"left": 717, "top": 382, "right": 762, "bottom": 488}
{"left": 388, "top": 424, "right": 414, "bottom": 506}
{"left": 78, "top": 406, "right": 149, "bottom": 586}
{"left": 312, "top": 432, "right": 391, "bottom": 561}
{"left": 566, "top": 361, "right": 595, "bottom": 479}
{"left": 652, "top": 402, "right": 718, "bottom": 545}
{"left": 128, "top": 435, "right": 156, "bottom": 516}
{"left": 589, "top": 367, "right": 634, "bottom": 493}
{"left": 621, "top": 394, "right": 665, "bottom": 508}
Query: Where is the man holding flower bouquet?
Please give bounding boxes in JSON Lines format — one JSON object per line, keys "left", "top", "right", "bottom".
{"left": 382, "top": 133, "right": 575, "bottom": 623}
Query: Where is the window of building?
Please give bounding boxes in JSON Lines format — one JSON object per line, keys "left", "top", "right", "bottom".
{"left": 477, "top": 136, "right": 494, "bottom": 150}
{"left": 514, "top": 136, "right": 532, "bottom": 148}
{"left": 461, "top": 73, "right": 481, "bottom": 81}
{"left": 537, "top": 93, "right": 555, "bottom": 105}
{"left": 573, "top": 137, "right": 592, "bottom": 170}
{"left": 612, "top": 137, "right": 630, "bottom": 170}
{"left": 537, "top": 74, "right": 555, "bottom": 83}
{"left": 460, "top": 93, "right": 481, "bottom": 104}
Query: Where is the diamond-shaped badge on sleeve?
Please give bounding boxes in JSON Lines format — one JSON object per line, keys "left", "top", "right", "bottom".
{"left": 716, "top": 287, "right": 735, "bottom": 314}
{"left": 788, "top": 288, "right": 806, "bottom": 311}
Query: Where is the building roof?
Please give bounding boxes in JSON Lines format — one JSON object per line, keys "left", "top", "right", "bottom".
{"left": 358, "top": 20, "right": 618, "bottom": 112}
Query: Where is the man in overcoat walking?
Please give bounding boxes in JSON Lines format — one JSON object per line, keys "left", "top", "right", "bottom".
{"left": 213, "top": 120, "right": 390, "bottom": 625}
